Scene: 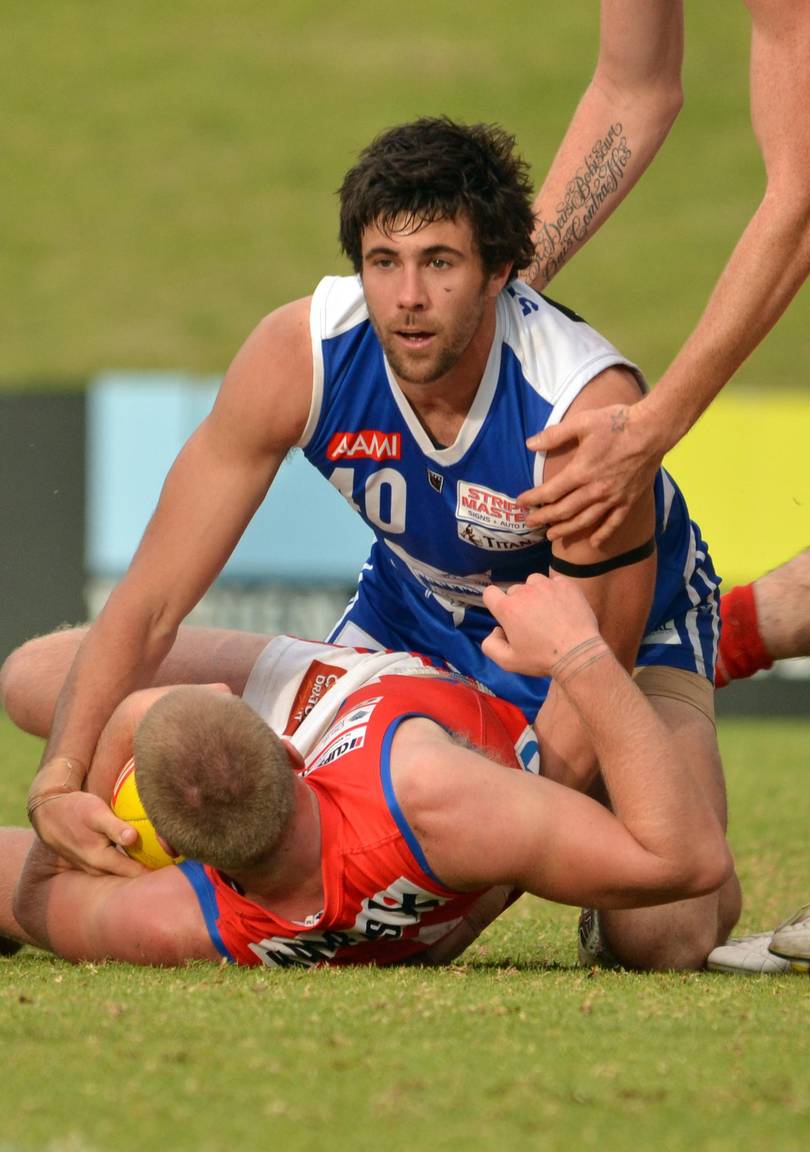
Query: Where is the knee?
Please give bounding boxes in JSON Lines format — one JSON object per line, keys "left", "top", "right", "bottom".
{"left": 0, "top": 628, "right": 84, "bottom": 736}
{"left": 603, "top": 905, "right": 732, "bottom": 973}
{"left": 1, "top": 639, "right": 44, "bottom": 732}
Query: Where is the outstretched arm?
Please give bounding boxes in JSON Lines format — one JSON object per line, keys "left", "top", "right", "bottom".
{"left": 523, "top": 367, "right": 656, "bottom": 790}
{"left": 527, "top": 0, "right": 810, "bottom": 544}
{"left": 525, "top": 0, "right": 684, "bottom": 288}
{"left": 25, "top": 299, "right": 312, "bottom": 876}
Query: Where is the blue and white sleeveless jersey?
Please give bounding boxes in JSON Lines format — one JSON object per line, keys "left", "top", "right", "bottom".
{"left": 301, "top": 275, "right": 720, "bottom": 720}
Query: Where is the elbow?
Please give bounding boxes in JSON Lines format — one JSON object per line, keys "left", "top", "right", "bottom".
{"left": 663, "top": 79, "right": 684, "bottom": 129}
{"left": 674, "top": 834, "right": 734, "bottom": 901}
{"left": 594, "top": 67, "right": 683, "bottom": 140}
{"left": 761, "top": 179, "right": 810, "bottom": 247}
{"left": 644, "top": 77, "right": 683, "bottom": 144}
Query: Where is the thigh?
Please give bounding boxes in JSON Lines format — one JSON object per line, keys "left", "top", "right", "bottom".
{"left": 2, "top": 626, "right": 273, "bottom": 738}
{"left": 150, "top": 627, "right": 272, "bottom": 695}
{"left": 646, "top": 690, "right": 727, "bottom": 826}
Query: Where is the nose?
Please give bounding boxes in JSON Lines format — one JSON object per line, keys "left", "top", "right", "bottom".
{"left": 397, "top": 264, "right": 428, "bottom": 312}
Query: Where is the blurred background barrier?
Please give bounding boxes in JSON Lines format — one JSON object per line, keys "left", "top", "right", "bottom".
{"left": 84, "top": 371, "right": 372, "bottom": 636}
{"left": 0, "top": 391, "right": 85, "bottom": 658}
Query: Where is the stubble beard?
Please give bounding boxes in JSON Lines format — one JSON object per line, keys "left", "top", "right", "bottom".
{"left": 372, "top": 297, "right": 488, "bottom": 387}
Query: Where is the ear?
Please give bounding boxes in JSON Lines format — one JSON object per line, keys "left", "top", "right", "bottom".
{"left": 281, "top": 738, "right": 306, "bottom": 772}
{"left": 156, "top": 832, "right": 180, "bottom": 859}
{"left": 486, "top": 262, "right": 513, "bottom": 297}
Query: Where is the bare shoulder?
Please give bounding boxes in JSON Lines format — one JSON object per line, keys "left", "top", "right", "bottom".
{"left": 250, "top": 296, "right": 313, "bottom": 361}
{"left": 214, "top": 296, "right": 314, "bottom": 451}
{"left": 388, "top": 717, "right": 457, "bottom": 814}
{"left": 389, "top": 717, "right": 516, "bottom": 837}
{"left": 562, "top": 365, "right": 644, "bottom": 421}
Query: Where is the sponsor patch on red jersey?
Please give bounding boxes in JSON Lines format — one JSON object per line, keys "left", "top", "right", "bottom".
{"left": 283, "top": 660, "right": 347, "bottom": 736}
{"left": 327, "top": 430, "right": 401, "bottom": 461}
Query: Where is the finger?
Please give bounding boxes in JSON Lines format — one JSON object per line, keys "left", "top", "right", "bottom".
{"left": 92, "top": 807, "right": 139, "bottom": 850}
{"left": 588, "top": 504, "right": 632, "bottom": 549}
{"left": 481, "top": 629, "right": 514, "bottom": 667}
{"left": 525, "top": 572, "right": 551, "bottom": 589}
{"left": 525, "top": 421, "right": 581, "bottom": 453}
{"left": 544, "top": 501, "right": 614, "bottom": 542}
{"left": 481, "top": 623, "right": 507, "bottom": 648}
{"left": 94, "top": 845, "right": 149, "bottom": 879}
{"left": 525, "top": 486, "right": 605, "bottom": 530}
{"left": 482, "top": 584, "right": 507, "bottom": 614}
{"left": 518, "top": 469, "right": 581, "bottom": 509}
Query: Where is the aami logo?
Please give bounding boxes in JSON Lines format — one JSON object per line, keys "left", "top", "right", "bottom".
{"left": 327, "top": 430, "right": 401, "bottom": 461}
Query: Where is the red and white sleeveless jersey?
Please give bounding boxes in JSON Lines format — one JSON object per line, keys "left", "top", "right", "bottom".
{"left": 181, "top": 672, "right": 533, "bottom": 968}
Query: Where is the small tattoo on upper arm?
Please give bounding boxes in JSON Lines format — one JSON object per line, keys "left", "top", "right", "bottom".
{"left": 524, "top": 124, "right": 632, "bottom": 286}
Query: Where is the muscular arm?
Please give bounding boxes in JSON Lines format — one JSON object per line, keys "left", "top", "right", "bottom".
{"left": 526, "top": 0, "right": 684, "bottom": 288}
{"left": 527, "top": 0, "right": 810, "bottom": 543}
{"left": 14, "top": 843, "right": 219, "bottom": 965}
{"left": 31, "top": 297, "right": 313, "bottom": 873}
{"left": 397, "top": 577, "right": 730, "bottom": 909}
{"left": 529, "top": 367, "right": 656, "bottom": 789}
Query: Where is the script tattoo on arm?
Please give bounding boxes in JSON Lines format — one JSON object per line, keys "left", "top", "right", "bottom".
{"left": 528, "top": 124, "right": 632, "bottom": 286}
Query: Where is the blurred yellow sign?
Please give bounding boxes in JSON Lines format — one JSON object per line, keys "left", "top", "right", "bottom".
{"left": 665, "top": 389, "right": 808, "bottom": 587}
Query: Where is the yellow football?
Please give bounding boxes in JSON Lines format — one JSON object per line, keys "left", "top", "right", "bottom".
{"left": 111, "top": 759, "right": 184, "bottom": 870}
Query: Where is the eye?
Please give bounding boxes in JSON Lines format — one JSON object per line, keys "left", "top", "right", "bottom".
{"left": 429, "top": 257, "right": 451, "bottom": 269}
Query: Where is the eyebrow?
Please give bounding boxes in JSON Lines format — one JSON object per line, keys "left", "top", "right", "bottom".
{"left": 363, "top": 243, "right": 467, "bottom": 260}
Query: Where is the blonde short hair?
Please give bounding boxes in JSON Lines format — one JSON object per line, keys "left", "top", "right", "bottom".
{"left": 134, "top": 687, "right": 295, "bottom": 873}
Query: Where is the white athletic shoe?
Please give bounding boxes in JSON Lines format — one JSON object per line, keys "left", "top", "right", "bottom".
{"left": 706, "top": 932, "right": 793, "bottom": 974}
{"left": 768, "top": 904, "right": 810, "bottom": 973}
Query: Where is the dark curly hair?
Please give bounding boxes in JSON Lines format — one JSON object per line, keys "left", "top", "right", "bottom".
{"left": 338, "top": 117, "right": 536, "bottom": 277}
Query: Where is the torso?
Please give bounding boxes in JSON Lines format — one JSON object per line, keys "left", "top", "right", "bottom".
{"left": 302, "top": 277, "right": 720, "bottom": 715}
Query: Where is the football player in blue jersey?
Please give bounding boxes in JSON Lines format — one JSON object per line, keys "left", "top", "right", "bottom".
{"left": 28, "top": 114, "right": 741, "bottom": 971}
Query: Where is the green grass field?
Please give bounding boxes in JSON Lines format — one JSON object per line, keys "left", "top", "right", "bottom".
{"left": 2, "top": 714, "right": 808, "bottom": 1152}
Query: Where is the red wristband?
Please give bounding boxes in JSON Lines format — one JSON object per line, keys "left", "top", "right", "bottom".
{"left": 715, "top": 583, "right": 773, "bottom": 687}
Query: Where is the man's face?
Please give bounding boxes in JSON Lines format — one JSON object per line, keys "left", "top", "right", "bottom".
{"left": 360, "top": 214, "right": 508, "bottom": 387}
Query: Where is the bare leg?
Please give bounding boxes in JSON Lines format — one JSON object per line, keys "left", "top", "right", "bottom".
{"left": 597, "top": 696, "right": 741, "bottom": 970}
{"left": 754, "top": 546, "right": 810, "bottom": 660}
{"left": 0, "top": 828, "right": 39, "bottom": 948}
{"left": 1, "top": 626, "right": 273, "bottom": 738}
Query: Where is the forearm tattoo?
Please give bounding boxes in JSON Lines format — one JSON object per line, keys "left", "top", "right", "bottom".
{"left": 525, "top": 124, "right": 632, "bottom": 286}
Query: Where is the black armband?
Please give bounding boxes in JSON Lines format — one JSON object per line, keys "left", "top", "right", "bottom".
{"left": 549, "top": 536, "right": 655, "bottom": 578}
